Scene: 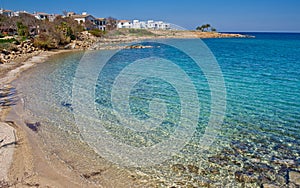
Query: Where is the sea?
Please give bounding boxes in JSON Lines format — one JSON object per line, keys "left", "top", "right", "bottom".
{"left": 11, "top": 33, "right": 300, "bottom": 187}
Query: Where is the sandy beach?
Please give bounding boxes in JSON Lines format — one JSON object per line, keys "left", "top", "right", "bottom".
{"left": 0, "top": 49, "right": 92, "bottom": 187}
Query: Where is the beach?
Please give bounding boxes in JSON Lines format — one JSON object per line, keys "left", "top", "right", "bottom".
{"left": 0, "top": 49, "right": 93, "bottom": 187}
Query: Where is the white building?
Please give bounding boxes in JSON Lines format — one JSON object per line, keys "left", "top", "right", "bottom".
{"left": 95, "top": 18, "right": 106, "bottom": 31}
{"left": 34, "top": 12, "right": 59, "bottom": 22}
{"left": 71, "top": 12, "right": 96, "bottom": 24}
{"left": 117, "top": 20, "right": 132, "bottom": 29}
{"left": 0, "top": 9, "right": 14, "bottom": 17}
{"left": 118, "top": 19, "right": 170, "bottom": 30}
{"left": 132, "top": 20, "right": 146, "bottom": 29}
{"left": 146, "top": 20, "right": 170, "bottom": 30}
{"left": 34, "top": 12, "right": 50, "bottom": 20}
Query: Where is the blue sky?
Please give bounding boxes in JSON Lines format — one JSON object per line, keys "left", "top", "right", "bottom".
{"left": 2, "top": 0, "right": 300, "bottom": 32}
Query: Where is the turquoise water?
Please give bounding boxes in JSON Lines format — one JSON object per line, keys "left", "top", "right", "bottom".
{"left": 12, "top": 33, "right": 300, "bottom": 187}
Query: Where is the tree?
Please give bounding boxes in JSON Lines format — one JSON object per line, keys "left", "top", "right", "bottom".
{"left": 205, "top": 24, "right": 211, "bottom": 31}
{"left": 196, "top": 24, "right": 216, "bottom": 32}
{"left": 196, "top": 26, "right": 203, "bottom": 31}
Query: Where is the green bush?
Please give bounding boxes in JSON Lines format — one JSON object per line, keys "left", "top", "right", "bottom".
{"left": 0, "top": 38, "right": 16, "bottom": 43}
{"left": 16, "top": 22, "right": 29, "bottom": 38}
{"left": 88, "top": 29, "right": 105, "bottom": 37}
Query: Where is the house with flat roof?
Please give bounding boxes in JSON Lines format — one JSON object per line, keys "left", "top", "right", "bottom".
{"left": 117, "top": 20, "right": 132, "bottom": 29}
{"left": 132, "top": 20, "right": 146, "bottom": 29}
{"left": 0, "top": 9, "right": 14, "bottom": 17}
{"left": 34, "top": 12, "right": 50, "bottom": 20}
{"left": 118, "top": 19, "right": 170, "bottom": 30}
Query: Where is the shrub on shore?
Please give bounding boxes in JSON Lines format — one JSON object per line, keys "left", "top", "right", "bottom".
{"left": 33, "top": 33, "right": 59, "bottom": 50}
{"left": 88, "top": 29, "right": 105, "bottom": 37}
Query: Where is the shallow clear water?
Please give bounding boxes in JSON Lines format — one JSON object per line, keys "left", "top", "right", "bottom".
{"left": 12, "top": 33, "right": 300, "bottom": 187}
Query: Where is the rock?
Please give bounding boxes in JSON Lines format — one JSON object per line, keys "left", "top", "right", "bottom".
{"left": 289, "top": 171, "right": 300, "bottom": 185}
{"left": 262, "top": 184, "right": 280, "bottom": 188}
{"left": 125, "top": 45, "right": 154, "bottom": 49}
{"left": 64, "top": 44, "right": 70, "bottom": 49}
{"left": 25, "top": 122, "right": 41, "bottom": 132}
{"left": 172, "top": 164, "right": 186, "bottom": 174}
{"left": 288, "top": 183, "right": 298, "bottom": 188}
{"left": 276, "top": 175, "right": 286, "bottom": 185}
{"left": 187, "top": 164, "right": 199, "bottom": 174}
{"left": 193, "top": 177, "right": 211, "bottom": 187}
{"left": 250, "top": 158, "right": 261, "bottom": 163}
{"left": 273, "top": 159, "right": 296, "bottom": 168}
{"left": 235, "top": 171, "right": 257, "bottom": 183}
{"left": 1, "top": 49, "right": 10, "bottom": 55}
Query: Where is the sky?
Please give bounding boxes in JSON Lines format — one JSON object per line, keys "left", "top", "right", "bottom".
{"left": 2, "top": 0, "right": 300, "bottom": 32}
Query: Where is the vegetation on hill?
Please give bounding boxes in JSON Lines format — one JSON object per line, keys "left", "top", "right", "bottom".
{"left": 196, "top": 24, "right": 217, "bottom": 32}
{"left": 88, "top": 28, "right": 105, "bottom": 37}
{"left": 0, "top": 13, "right": 85, "bottom": 50}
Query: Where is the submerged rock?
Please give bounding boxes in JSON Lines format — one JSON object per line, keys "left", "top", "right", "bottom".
{"left": 289, "top": 171, "right": 300, "bottom": 185}
{"left": 171, "top": 164, "right": 186, "bottom": 174}
{"left": 25, "top": 122, "right": 41, "bottom": 132}
{"left": 187, "top": 164, "right": 199, "bottom": 174}
{"left": 61, "top": 101, "right": 73, "bottom": 111}
{"left": 262, "top": 184, "right": 280, "bottom": 188}
{"left": 125, "top": 45, "right": 154, "bottom": 49}
{"left": 235, "top": 171, "right": 258, "bottom": 183}
{"left": 273, "top": 159, "right": 297, "bottom": 168}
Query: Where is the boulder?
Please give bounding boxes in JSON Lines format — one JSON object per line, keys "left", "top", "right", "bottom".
{"left": 289, "top": 171, "right": 300, "bottom": 185}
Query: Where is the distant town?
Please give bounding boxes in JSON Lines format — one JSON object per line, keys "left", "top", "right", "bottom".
{"left": 0, "top": 8, "right": 171, "bottom": 31}
{"left": 0, "top": 7, "right": 244, "bottom": 64}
